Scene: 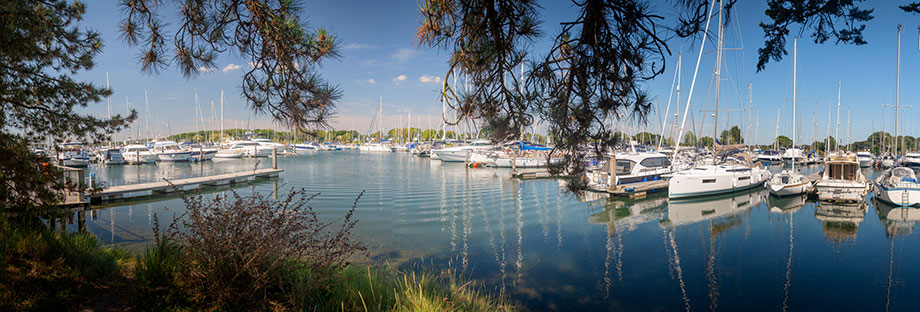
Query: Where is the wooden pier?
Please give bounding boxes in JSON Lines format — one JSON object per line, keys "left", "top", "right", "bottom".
{"left": 510, "top": 169, "right": 573, "bottom": 180}
{"left": 89, "top": 168, "right": 283, "bottom": 203}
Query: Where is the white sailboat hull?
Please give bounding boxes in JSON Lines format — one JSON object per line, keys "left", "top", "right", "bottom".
{"left": 668, "top": 165, "right": 771, "bottom": 199}
{"left": 876, "top": 187, "right": 920, "bottom": 206}
{"left": 157, "top": 151, "right": 191, "bottom": 162}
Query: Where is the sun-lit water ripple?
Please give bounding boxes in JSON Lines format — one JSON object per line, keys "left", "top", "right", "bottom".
{"left": 68, "top": 152, "right": 920, "bottom": 311}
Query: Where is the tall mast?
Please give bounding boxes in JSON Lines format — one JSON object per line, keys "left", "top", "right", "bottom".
{"left": 105, "top": 72, "right": 112, "bottom": 120}
{"left": 672, "top": 0, "right": 716, "bottom": 164}
{"left": 792, "top": 37, "right": 797, "bottom": 172}
{"left": 835, "top": 81, "right": 841, "bottom": 152}
{"left": 774, "top": 106, "right": 780, "bottom": 151}
{"left": 896, "top": 25, "right": 902, "bottom": 155}
{"left": 220, "top": 89, "right": 224, "bottom": 142}
{"left": 713, "top": 0, "right": 724, "bottom": 143}
{"left": 195, "top": 91, "right": 200, "bottom": 143}
{"left": 145, "top": 88, "right": 150, "bottom": 141}
{"left": 748, "top": 82, "right": 752, "bottom": 144}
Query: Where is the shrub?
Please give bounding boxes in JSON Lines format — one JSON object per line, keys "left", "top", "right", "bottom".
{"left": 144, "top": 187, "right": 366, "bottom": 310}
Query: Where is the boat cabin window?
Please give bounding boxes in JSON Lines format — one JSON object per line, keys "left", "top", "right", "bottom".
{"left": 639, "top": 157, "right": 671, "bottom": 168}
{"left": 616, "top": 160, "right": 635, "bottom": 175}
{"left": 702, "top": 179, "right": 716, "bottom": 183}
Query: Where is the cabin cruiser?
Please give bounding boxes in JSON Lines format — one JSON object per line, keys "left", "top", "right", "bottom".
{"left": 586, "top": 152, "right": 673, "bottom": 192}
{"left": 358, "top": 142, "right": 392, "bottom": 152}
{"left": 431, "top": 139, "right": 493, "bottom": 162}
{"left": 221, "top": 140, "right": 273, "bottom": 157}
{"left": 781, "top": 148, "right": 805, "bottom": 165}
{"left": 879, "top": 153, "right": 896, "bottom": 168}
{"left": 179, "top": 142, "right": 217, "bottom": 161}
{"left": 97, "top": 148, "right": 125, "bottom": 165}
{"left": 667, "top": 145, "right": 771, "bottom": 199}
{"left": 814, "top": 152, "right": 868, "bottom": 202}
{"left": 151, "top": 141, "right": 191, "bottom": 162}
{"left": 874, "top": 167, "right": 920, "bottom": 206}
{"left": 294, "top": 142, "right": 321, "bottom": 152}
{"left": 252, "top": 138, "right": 288, "bottom": 154}
{"left": 122, "top": 144, "right": 158, "bottom": 164}
{"left": 856, "top": 151, "right": 874, "bottom": 168}
{"left": 58, "top": 142, "right": 90, "bottom": 167}
{"left": 756, "top": 150, "right": 782, "bottom": 164}
{"left": 901, "top": 152, "right": 920, "bottom": 167}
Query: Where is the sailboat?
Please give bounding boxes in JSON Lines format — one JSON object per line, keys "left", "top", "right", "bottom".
{"left": 875, "top": 25, "right": 920, "bottom": 207}
{"left": 668, "top": 0, "right": 771, "bottom": 199}
{"left": 768, "top": 37, "right": 809, "bottom": 197}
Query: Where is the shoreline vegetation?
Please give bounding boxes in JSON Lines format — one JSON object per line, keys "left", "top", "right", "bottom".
{"left": 1, "top": 188, "right": 515, "bottom": 311}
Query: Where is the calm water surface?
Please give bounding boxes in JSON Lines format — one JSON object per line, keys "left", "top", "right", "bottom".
{"left": 75, "top": 152, "right": 920, "bottom": 311}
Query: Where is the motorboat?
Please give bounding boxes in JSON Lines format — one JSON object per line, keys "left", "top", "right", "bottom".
{"left": 668, "top": 148, "right": 771, "bottom": 199}
{"left": 98, "top": 148, "right": 125, "bottom": 165}
{"left": 122, "top": 144, "right": 158, "bottom": 164}
{"left": 294, "top": 141, "right": 322, "bottom": 152}
{"left": 222, "top": 140, "right": 273, "bottom": 157}
{"left": 814, "top": 152, "right": 868, "bottom": 202}
{"left": 879, "top": 153, "right": 896, "bottom": 168}
{"left": 489, "top": 152, "right": 563, "bottom": 168}
{"left": 358, "top": 142, "right": 392, "bottom": 152}
{"left": 781, "top": 148, "right": 805, "bottom": 166}
{"left": 586, "top": 152, "right": 673, "bottom": 192}
{"left": 874, "top": 167, "right": 920, "bottom": 206}
{"left": 151, "top": 141, "right": 191, "bottom": 162}
{"left": 901, "top": 152, "right": 920, "bottom": 167}
{"left": 58, "top": 142, "right": 90, "bottom": 167}
{"left": 252, "top": 138, "right": 288, "bottom": 154}
{"left": 180, "top": 142, "right": 217, "bottom": 161}
{"left": 431, "top": 139, "right": 493, "bottom": 162}
{"left": 756, "top": 150, "right": 782, "bottom": 164}
{"left": 856, "top": 151, "right": 874, "bottom": 168}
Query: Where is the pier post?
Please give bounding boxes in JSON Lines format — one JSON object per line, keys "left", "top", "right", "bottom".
{"left": 465, "top": 150, "right": 470, "bottom": 167}
{"left": 608, "top": 154, "right": 616, "bottom": 192}
{"left": 512, "top": 149, "right": 517, "bottom": 172}
{"left": 272, "top": 147, "right": 277, "bottom": 169}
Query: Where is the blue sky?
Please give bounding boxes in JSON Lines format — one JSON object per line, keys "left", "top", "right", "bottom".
{"left": 73, "top": 1, "right": 920, "bottom": 145}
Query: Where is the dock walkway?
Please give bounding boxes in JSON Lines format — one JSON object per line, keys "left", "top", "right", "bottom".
{"left": 90, "top": 168, "right": 283, "bottom": 203}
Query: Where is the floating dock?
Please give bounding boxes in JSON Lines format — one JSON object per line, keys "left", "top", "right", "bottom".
{"left": 510, "top": 169, "right": 573, "bottom": 180}
{"left": 89, "top": 168, "right": 283, "bottom": 203}
{"left": 605, "top": 180, "right": 669, "bottom": 198}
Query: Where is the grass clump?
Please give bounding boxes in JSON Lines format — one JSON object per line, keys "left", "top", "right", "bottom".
{"left": 0, "top": 217, "right": 128, "bottom": 311}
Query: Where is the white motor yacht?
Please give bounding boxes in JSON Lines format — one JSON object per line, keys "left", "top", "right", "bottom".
{"left": 99, "top": 148, "right": 125, "bottom": 165}
{"left": 181, "top": 142, "right": 218, "bottom": 161}
{"left": 901, "top": 152, "right": 920, "bottom": 167}
{"left": 431, "top": 139, "right": 492, "bottom": 162}
{"left": 875, "top": 167, "right": 920, "bottom": 206}
{"left": 294, "top": 142, "right": 321, "bottom": 152}
{"left": 222, "top": 140, "right": 273, "bottom": 157}
{"left": 814, "top": 152, "right": 868, "bottom": 202}
{"left": 358, "top": 143, "right": 392, "bottom": 152}
{"left": 122, "top": 144, "right": 157, "bottom": 164}
{"left": 586, "top": 152, "right": 673, "bottom": 192}
{"left": 58, "top": 142, "right": 90, "bottom": 167}
{"left": 668, "top": 151, "right": 771, "bottom": 199}
{"left": 856, "top": 151, "right": 874, "bottom": 168}
{"left": 151, "top": 141, "right": 191, "bottom": 162}
{"left": 781, "top": 148, "right": 805, "bottom": 165}
{"left": 252, "top": 138, "right": 288, "bottom": 154}
{"left": 756, "top": 150, "right": 783, "bottom": 164}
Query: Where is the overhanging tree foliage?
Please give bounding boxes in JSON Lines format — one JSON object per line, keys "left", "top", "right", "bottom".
{"left": 1, "top": 1, "right": 136, "bottom": 210}
{"left": 416, "top": 0, "right": 887, "bottom": 192}
{"left": 118, "top": 0, "right": 342, "bottom": 130}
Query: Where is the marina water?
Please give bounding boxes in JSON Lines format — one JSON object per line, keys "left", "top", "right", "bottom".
{"left": 77, "top": 152, "right": 920, "bottom": 310}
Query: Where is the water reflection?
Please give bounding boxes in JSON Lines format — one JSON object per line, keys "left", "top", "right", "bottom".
{"left": 815, "top": 202, "right": 867, "bottom": 242}
{"left": 57, "top": 154, "right": 920, "bottom": 310}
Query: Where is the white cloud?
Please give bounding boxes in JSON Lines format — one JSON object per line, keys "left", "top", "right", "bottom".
{"left": 199, "top": 66, "right": 214, "bottom": 73}
{"left": 393, "top": 75, "right": 408, "bottom": 84}
{"left": 367, "top": 78, "right": 376, "bottom": 85}
{"left": 222, "top": 63, "right": 241, "bottom": 72}
{"left": 343, "top": 43, "right": 375, "bottom": 50}
{"left": 419, "top": 75, "right": 442, "bottom": 84}
{"left": 391, "top": 48, "right": 416, "bottom": 64}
